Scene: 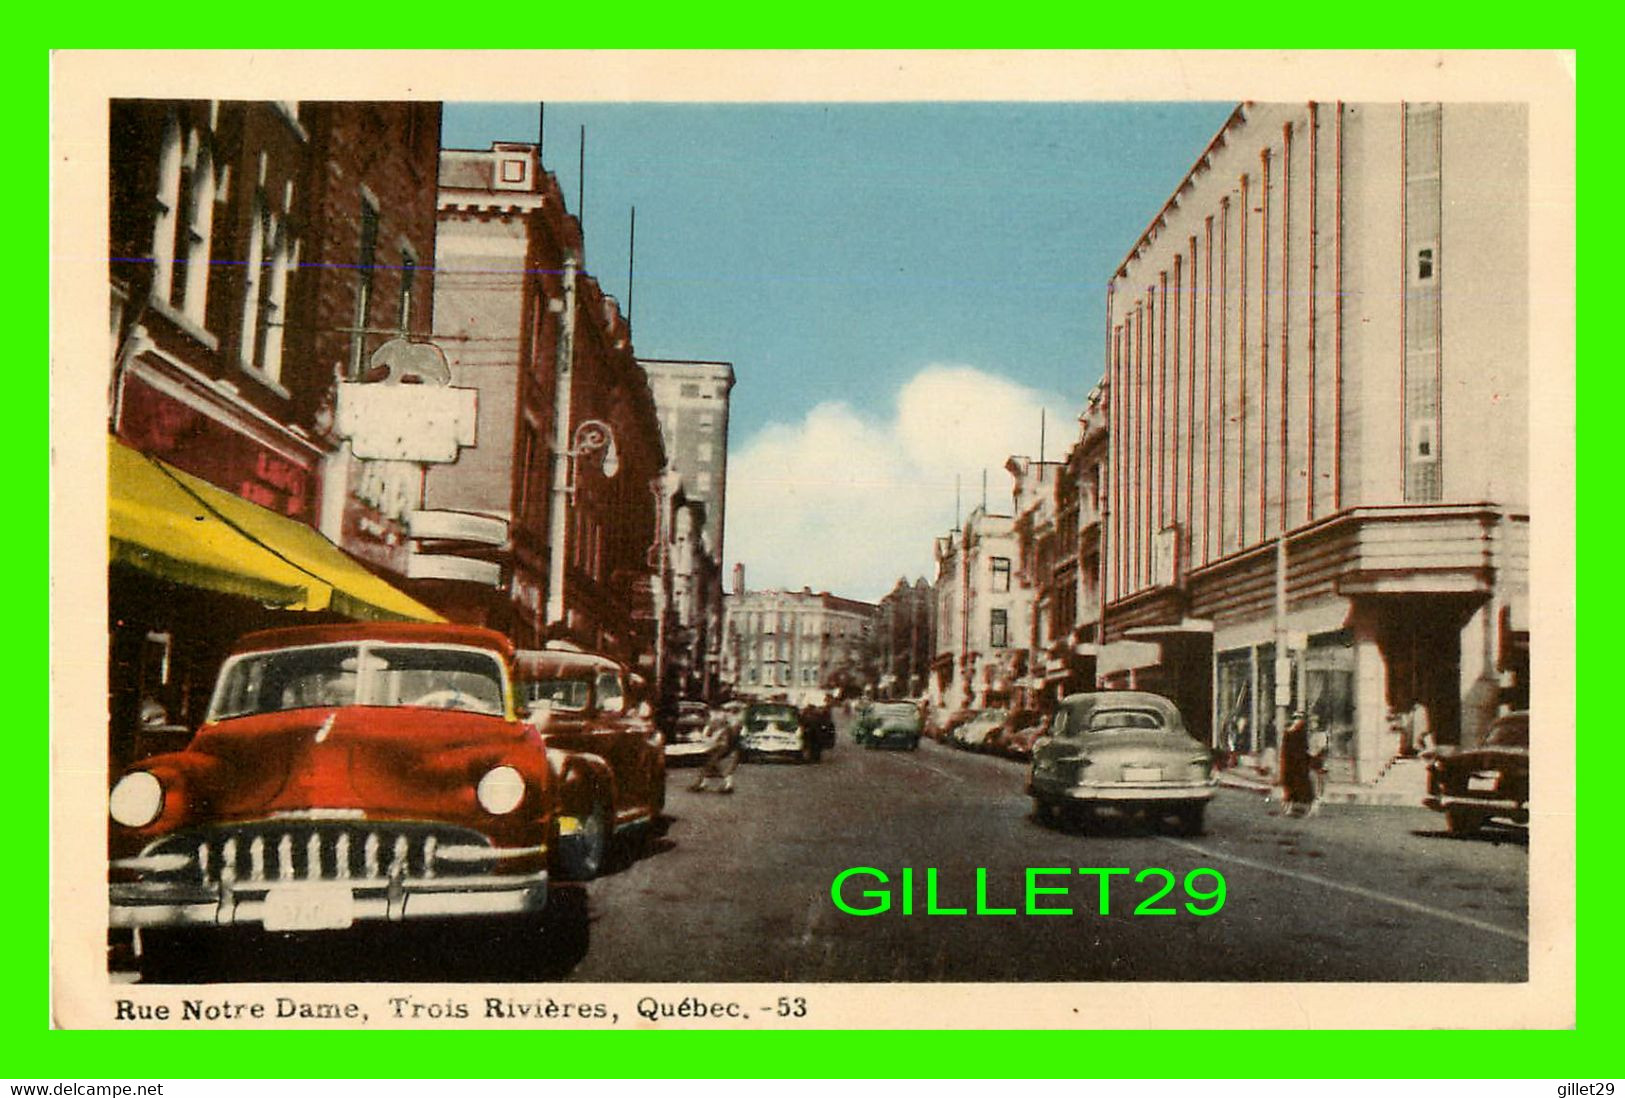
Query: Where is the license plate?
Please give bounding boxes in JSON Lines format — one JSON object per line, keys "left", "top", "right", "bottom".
{"left": 1468, "top": 773, "right": 1499, "bottom": 793}
{"left": 1122, "top": 766, "right": 1163, "bottom": 782}
{"left": 263, "top": 885, "right": 356, "bottom": 931}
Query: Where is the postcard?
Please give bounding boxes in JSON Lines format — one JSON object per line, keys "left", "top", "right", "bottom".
{"left": 50, "top": 49, "right": 1576, "bottom": 1031}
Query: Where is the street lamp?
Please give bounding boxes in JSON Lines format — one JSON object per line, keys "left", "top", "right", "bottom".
{"left": 545, "top": 416, "right": 620, "bottom": 631}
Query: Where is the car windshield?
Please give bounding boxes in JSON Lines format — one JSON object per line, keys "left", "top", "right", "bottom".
{"left": 1484, "top": 714, "right": 1529, "bottom": 748}
{"left": 212, "top": 643, "right": 508, "bottom": 720}
{"left": 1089, "top": 708, "right": 1167, "bottom": 732}
{"left": 523, "top": 678, "right": 592, "bottom": 713}
{"left": 747, "top": 706, "right": 797, "bottom": 726}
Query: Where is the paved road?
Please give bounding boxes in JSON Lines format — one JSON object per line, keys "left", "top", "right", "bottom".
{"left": 569, "top": 726, "right": 1527, "bottom": 983}
{"left": 129, "top": 718, "right": 1528, "bottom": 984}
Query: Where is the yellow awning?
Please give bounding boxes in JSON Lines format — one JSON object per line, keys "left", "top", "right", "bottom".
{"left": 109, "top": 438, "right": 444, "bottom": 623}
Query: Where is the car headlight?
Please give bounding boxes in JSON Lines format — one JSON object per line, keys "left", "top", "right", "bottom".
{"left": 109, "top": 771, "right": 164, "bottom": 828}
{"left": 477, "top": 765, "right": 526, "bottom": 814}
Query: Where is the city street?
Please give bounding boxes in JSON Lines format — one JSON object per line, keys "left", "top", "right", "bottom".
{"left": 132, "top": 715, "right": 1528, "bottom": 985}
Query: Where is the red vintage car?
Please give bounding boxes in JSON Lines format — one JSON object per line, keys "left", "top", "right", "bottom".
{"left": 107, "top": 622, "right": 557, "bottom": 937}
{"left": 513, "top": 647, "right": 667, "bottom": 879}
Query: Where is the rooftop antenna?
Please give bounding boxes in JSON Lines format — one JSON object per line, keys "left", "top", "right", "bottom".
{"left": 955, "top": 474, "right": 961, "bottom": 529}
{"left": 982, "top": 468, "right": 988, "bottom": 511}
{"left": 577, "top": 124, "right": 586, "bottom": 236}
{"left": 537, "top": 102, "right": 545, "bottom": 156}
{"left": 627, "top": 205, "right": 637, "bottom": 330}
{"left": 1040, "top": 407, "right": 1047, "bottom": 465}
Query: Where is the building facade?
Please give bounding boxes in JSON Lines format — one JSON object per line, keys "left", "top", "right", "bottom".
{"left": 722, "top": 579, "right": 875, "bottom": 705}
{"left": 1100, "top": 102, "right": 1529, "bottom": 783}
{"left": 873, "top": 577, "right": 934, "bottom": 699}
{"left": 929, "top": 506, "right": 1027, "bottom": 711}
{"left": 108, "top": 100, "right": 444, "bottom": 767}
{"left": 423, "top": 142, "right": 665, "bottom": 667}
{"left": 641, "top": 358, "right": 735, "bottom": 701}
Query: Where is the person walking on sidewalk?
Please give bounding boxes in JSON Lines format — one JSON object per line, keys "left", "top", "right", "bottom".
{"left": 692, "top": 709, "right": 742, "bottom": 794}
{"left": 1277, "top": 711, "right": 1315, "bottom": 818}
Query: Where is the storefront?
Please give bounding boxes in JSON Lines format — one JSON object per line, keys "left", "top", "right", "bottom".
{"left": 108, "top": 438, "right": 442, "bottom": 769}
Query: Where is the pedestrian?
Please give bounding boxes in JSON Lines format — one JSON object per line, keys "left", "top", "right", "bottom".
{"left": 1306, "top": 717, "right": 1330, "bottom": 817}
{"left": 1277, "top": 711, "right": 1314, "bottom": 818}
{"left": 692, "top": 709, "right": 741, "bottom": 794}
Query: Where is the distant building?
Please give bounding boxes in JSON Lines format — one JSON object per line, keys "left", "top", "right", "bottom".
{"left": 1006, "top": 384, "right": 1111, "bottom": 708}
{"left": 1101, "top": 102, "right": 1528, "bottom": 783}
{"left": 641, "top": 358, "right": 735, "bottom": 699}
{"left": 929, "top": 505, "right": 1026, "bottom": 710}
{"left": 639, "top": 358, "right": 735, "bottom": 563}
{"left": 722, "top": 578, "right": 876, "bottom": 705}
{"left": 873, "top": 577, "right": 934, "bottom": 699}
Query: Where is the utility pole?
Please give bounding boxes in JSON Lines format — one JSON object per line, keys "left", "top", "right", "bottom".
{"left": 545, "top": 255, "right": 580, "bottom": 631}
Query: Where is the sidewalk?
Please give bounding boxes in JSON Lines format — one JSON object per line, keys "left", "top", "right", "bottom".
{"left": 1216, "top": 765, "right": 1425, "bottom": 807}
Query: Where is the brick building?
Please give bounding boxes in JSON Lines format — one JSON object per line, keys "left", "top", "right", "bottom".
{"left": 423, "top": 142, "right": 664, "bottom": 667}
{"left": 722, "top": 575, "right": 875, "bottom": 705}
{"left": 108, "top": 100, "right": 443, "bottom": 767}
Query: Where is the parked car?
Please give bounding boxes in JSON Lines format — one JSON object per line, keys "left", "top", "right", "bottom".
{"left": 1422, "top": 710, "right": 1529, "bottom": 835}
{"left": 107, "top": 622, "right": 558, "bottom": 942}
{"left": 985, "top": 708, "right": 1044, "bottom": 757}
{"left": 663, "top": 700, "right": 715, "bottom": 766}
{"left": 1000, "top": 716, "right": 1050, "bottom": 761}
{"left": 513, "top": 647, "right": 667, "bottom": 879}
{"left": 1028, "top": 691, "right": 1216, "bottom": 834}
{"left": 740, "top": 702, "right": 820, "bottom": 763}
{"left": 799, "top": 704, "right": 838, "bottom": 755}
{"left": 930, "top": 707, "right": 974, "bottom": 743}
{"left": 954, "top": 708, "right": 1008, "bottom": 751}
{"left": 860, "top": 702, "right": 922, "bottom": 750}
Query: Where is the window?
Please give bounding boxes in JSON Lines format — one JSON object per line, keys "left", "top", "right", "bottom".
{"left": 1416, "top": 247, "right": 1435, "bottom": 281}
{"left": 241, "top": 186, "right": 295, "bottom": 383}
{"left": 680, "top": 382, "right": 701, "bottom": 398}
{"left": 348, "top": 197, "right": 380, "bottom": 378}
{"left": 399, "top": 248, "right": 417, "bottom": 331}
{"left": 697, "top": 442, "right": 713, "bottom": 462}
{"left": 991, "top": 557, "right": 1011, "bottom": 593}
{"left": 990, "top": 608, "right": 1009, "bottom": 649}
{"left": 151, "top": 115, "right": 217, "bottom": 327}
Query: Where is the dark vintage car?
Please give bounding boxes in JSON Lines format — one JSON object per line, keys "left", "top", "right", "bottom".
{"left": 1422, "top": 710, "right": 1529, "bottom": 835}
{"left": 513, "top": 647, "right": 667, "bottom": 878}
{"left": 857, "top": 702, "right": 922, "bottom": 750}
{"left": 952, "top": 708, "right": 1008, "bottom": 751}
{"left": 108, "top": 623, "right": 557, "bottom": 939}
{"left": 662, "top": 700, "right": 716, "bottom": 766}
{"left": 1028, "top": 691, "right": 1216, "bottom": 834}
{"left": 740, "top": 702, "right": 820, "bottom": 763}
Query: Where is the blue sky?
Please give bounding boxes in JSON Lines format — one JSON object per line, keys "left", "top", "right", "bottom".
{"left": 441, "top": 101, "right": 1236, "bottom": 601}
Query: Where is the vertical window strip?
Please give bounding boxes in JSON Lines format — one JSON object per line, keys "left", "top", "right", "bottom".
{"left": 1204, "top": 216, "right": 1215, "bottom": 564}
{"left": 1280, "top": 121, "right": 1292, "bottom": 534}
{"left": 1237, "top": 177, "right": 1249, "bottom": 550}
{"left": 1307, "top": 103, "right": 1319, "bottom": 522}
{"left": 151, "top": 117, "right": 183, "bottom": 304}
{"left": 1155, "top": 274, "right": 1167, "bottom": 532}
{"left": 1186, "top": 237, "right": 1198, "bottom": 563}
{"left": 1259, "top": 147, "right": 1271, "bottom": 545}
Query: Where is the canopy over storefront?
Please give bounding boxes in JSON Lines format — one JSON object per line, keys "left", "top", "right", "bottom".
{"left": 108, "top": 437, "right": 443, "bottom": 623}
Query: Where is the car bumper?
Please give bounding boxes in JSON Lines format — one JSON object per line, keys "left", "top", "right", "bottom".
{"left": 664, "top": 740, "right": 714, "bottom": 763}
{"left": 1422, "top": 793, "right": 1527, "bottom": 818}
{"left": 110, "top": 868, "right": 549, "bottom": 930}
{"left": 1030, "top": 778, "right": 1217, "bottom": 804}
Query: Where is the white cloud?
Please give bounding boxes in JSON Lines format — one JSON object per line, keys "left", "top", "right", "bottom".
{"left": 723, "top": 363, "right": 1076, "bottom": 603}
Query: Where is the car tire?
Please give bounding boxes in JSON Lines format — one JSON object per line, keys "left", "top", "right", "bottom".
{"left": 1175, "top": 803, "right": 1207, "bottom": 836}
{"left": 1445, "top": 808, "right": 1483, "bottom": 836}
{"left": 1033, "top": 798, "right": 1060, "bottom": 827}
{"left": 558, "top": 801, "right": 609, "bottom": 881}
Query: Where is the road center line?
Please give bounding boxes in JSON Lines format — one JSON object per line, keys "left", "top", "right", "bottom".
{"left": 1157, "top": 836, "right": 1529, "bottom": 944}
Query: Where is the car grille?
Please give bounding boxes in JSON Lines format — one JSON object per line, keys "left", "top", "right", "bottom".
{"left": 139, "top": 821, "right": 498, "bottom": 886}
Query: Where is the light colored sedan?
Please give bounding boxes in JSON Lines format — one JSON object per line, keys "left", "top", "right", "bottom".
{"left": 1027, "top": 691, "right": 1216, "bottom": 835}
